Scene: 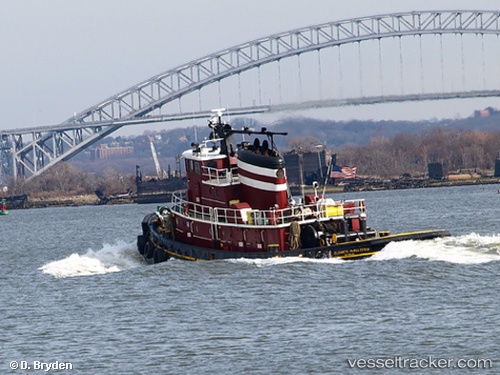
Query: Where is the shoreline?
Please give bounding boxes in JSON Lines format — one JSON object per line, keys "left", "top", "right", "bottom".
{"left": 23, "top": 195, "right": 101, "bottom": 209}
{"left": 5, "top": 177, "right": 500, "bottom": 210}
{"left": 290, "top": 176, "right": 500, "bottom": 195}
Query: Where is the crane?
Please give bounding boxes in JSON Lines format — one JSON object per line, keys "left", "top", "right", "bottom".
{"left": 148, "top": 135, "right": 168, "bottom": 179}
{"left": 372, "top": 125, "right": 383, "bottom": 139}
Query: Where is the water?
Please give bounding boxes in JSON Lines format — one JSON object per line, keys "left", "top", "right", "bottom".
{"left": 1, "top": 185, "right": 499, "bottom": 374}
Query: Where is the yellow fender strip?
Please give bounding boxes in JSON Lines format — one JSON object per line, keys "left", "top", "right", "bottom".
{"left": 340, "top": 251, "right": 378, "bottom": 259}
{"left": 149, "top": 237, "right": 201, "bottom": 261}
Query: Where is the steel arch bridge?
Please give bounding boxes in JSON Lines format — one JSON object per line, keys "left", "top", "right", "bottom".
{"left": 3, "top": 9, "right": 500, "bottom": 181}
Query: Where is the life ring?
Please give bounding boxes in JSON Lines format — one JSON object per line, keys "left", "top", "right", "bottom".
{"left": 331, "top": 233, "right": 337, "bottom": 244}
{"left": 319, "top": 238, "right": 326, "bottom": 247}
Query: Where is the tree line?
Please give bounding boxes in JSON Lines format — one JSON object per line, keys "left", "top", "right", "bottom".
{"left": 337, "top": 127, "right": 500, "bottom": 178}
{"left": 8, "top": 164, "right": 136, "bottom": 199}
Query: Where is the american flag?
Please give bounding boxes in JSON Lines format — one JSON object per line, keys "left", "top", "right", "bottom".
{"left": 330, "top": 165, "right": 357, "bottom": 179}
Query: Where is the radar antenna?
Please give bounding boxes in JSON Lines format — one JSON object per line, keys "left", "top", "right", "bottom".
{"left": 210, "top": 108, "right": 226, "bottom": 125}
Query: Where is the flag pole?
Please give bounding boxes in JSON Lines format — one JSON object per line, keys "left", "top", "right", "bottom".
{"left": 321, "top": 157, "right": 333, "bottom": 198}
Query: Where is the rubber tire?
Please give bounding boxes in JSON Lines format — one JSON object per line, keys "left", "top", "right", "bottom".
{"left": 137, "top": 235, "right": 147, "bottom": 255}
{"left": 144, "top": 242, "right": 155, "bottom": 259}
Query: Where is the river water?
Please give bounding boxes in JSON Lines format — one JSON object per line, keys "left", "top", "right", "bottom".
{"left": 1, "top": 184, "right": 499, "bottom": 374}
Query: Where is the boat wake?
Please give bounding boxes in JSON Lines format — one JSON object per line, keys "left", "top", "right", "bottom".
{"left": 40, "top": 240, "right": 144, "bottom": 278}
{"left": 370, "top": 233, "right": 500, "bottom": 264}
{"left": 226, "top": 234, "right": 500, "bottom": 267}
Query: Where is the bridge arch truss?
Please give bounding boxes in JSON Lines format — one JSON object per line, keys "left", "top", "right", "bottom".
{"left": 2, "top": 10, "right": 500, "bottom": 181}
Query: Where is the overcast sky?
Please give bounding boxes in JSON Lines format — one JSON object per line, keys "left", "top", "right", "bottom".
{"left": 1, "top": 0, "right": 500, "bottom": 135}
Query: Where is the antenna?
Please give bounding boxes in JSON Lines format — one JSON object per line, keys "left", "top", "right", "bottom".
{"left": 192, "top": 109, "right": 198, "bottom": 142}
{"left": 211, "top": 108, "right": 226, "bottom": 117}
{"left": 211, "top": 108, "right": 226, "bottom": 124}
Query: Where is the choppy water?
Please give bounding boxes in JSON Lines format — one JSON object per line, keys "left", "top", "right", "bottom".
{"left": 1, "top": 185, "right": 499, "bottom": 374}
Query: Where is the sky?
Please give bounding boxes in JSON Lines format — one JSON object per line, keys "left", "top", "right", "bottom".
{"left": 1, "top": 0, "right": 500, "bottom": 136}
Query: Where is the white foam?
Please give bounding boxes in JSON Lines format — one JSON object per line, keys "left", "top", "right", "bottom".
{"left": 40, "top": 240, "right": 143, "bottom": 278}
{"left": 228, "top": 234, "right": 500, "bottom": 266}
{"left": 370, "top": 233, "right": 500, "bottom": 264}
{"left": 227, "top": 256, "right": 345, "bottom": 267}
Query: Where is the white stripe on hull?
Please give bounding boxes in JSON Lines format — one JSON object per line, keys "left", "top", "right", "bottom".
{"left": 239, "top": 174, "right": 287, "bottom": 192}
{"left": 237, "top": 159, "right": 285, "bottom": 179}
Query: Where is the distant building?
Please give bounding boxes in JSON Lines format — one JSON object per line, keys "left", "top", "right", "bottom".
{"left": 92, "top": 144, "right": 134, "bottom": 160}
{"left": 428, "top": 162, "right": 444, "bottom": 180}
{"left": 474, "top": 106, "right": 498, "bottom": 117}
{"left": 494, "top": 159, "right": 500, "bottom": 178}
{"left": 284, "top": 149, "right": 328, "bottom": 185}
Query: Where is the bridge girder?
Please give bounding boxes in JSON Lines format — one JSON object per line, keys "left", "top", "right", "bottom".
{"left": 2, "top": 10, "right": 500, "bottom": 181}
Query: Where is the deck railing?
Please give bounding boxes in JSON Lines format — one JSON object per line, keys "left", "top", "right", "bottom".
{"left": 169, "top": 191, "right": 366, "bottom": 227}
{"left": 171, "top": 191, "right": 214, "bottom": 222}
{"left": 201, "top": 166, "right": 238, "bottom": 185}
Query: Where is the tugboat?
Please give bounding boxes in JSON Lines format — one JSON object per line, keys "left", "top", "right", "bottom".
{"left": 137, "top": 110, "right": 450, "bottom": 263}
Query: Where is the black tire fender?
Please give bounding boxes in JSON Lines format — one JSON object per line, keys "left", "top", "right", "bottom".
{"left": 137, "top": 235, "right": 147, "bottom": 255}
{"left": 144, "top": 241, "right": 155, "bottom": 259}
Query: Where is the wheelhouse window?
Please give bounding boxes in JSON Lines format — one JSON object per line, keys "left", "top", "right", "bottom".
{"left": 206, "top": 160, "right": 217, "bottom": 169}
